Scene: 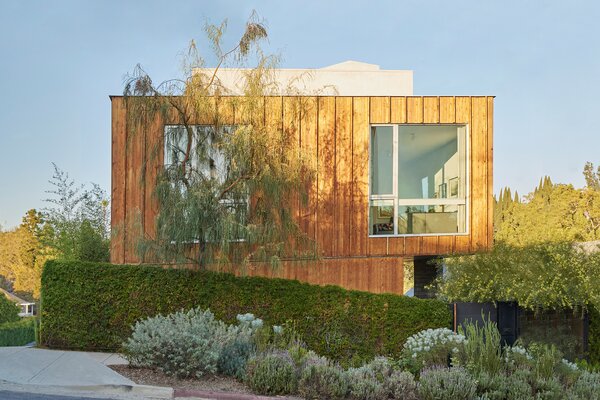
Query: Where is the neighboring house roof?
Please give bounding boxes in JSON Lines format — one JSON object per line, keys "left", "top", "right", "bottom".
{"left": 0, "top": 287, "right": 34, "bottom": 306}
{"left": 194, "top": 60, "right": 413, "bottom": 96}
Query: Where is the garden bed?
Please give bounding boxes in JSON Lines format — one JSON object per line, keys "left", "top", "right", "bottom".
{"left": 109, "top": 365, "right": 300, "bottom": 399}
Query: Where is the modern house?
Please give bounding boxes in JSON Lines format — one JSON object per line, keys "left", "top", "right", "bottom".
{"left": 110, "top": 61, "right": 494, "bottom": 296}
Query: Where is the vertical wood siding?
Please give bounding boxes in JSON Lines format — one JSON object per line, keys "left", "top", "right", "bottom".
{"left": 110, "top": 96, "right": 494, "bottom": 294}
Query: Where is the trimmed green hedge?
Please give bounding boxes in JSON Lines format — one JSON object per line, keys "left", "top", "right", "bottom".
{"left": 41, "top": 260, "right": 451, "bottom": 365}
{"left": 0, "top": 318, "right": 35, "bottom": 346}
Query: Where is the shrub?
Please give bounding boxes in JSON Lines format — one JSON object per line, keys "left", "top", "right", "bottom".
{"left": 0, "top": 294, "right": 19, "bottom": 324}
{"left": 571, "top": 371, "right": 600, "bottom": 399}
{"left": 457, "top": 317, "right": 503, "bottom": 375}
{"left": 533, "top": 377, "right": 564, "bottom": 400}
{"left": 40, "top": 260, "right": 451, "bottom": 365}
{"left": 385, "top": 370, "right": 418, "bottom": 400}
{"left": 299, "top": 363, "right": 348, "bottom": 400}
{"left": 475, "top": 371, "right": 509, "bottom": 400}
{"left": 347, "top": 364, "right": 388, "bottom": 400}
{"left": 418, "top": 367, "right": 477, "bottom": 400}
{"left": 0, "top": 318, "right": 35, "bottom": 346}
{"left": 217, "top": 327, "right": 255, "bottom": 379}
{"left": 505, "top": 369, "right": 533, "bottom": 400}
{"left": 504, "top": 345, "right": 534, "bottom": 373}
{"left": 122, "top": 308, "right": 230, "bottom": 378}
{"left": 245, "top": 350, "right": 297, "bottom": 395}
{"left": 402, "top": 328, "right": 466, "bottom": 371}
{"left": 529, "top": 343, "right": 563, "bottom": 381}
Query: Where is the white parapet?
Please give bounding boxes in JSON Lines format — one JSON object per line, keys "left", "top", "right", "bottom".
{"left": 194, "top": 60, "right": 413, "bottom": 96}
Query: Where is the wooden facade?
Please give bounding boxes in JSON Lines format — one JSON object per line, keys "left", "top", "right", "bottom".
{"left": 111, "top": 96, "right": 494, "bottom": 294}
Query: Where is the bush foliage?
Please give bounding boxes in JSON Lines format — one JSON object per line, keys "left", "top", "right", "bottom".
{"left": 0, "top": 293, "right": 20, "bottom": 324}
{"left": 40, "top": 260, "right": 451, "bottom": 365}
{"left": 123, "top": 308, "right": 232, "bottom": 378}
{"left": 0, "top": 318, "right": 35, "bottom": 346}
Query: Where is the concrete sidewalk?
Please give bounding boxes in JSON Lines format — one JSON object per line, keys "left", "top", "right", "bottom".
{"left": 0, "top": 347, "right": 173, "bottom": 398}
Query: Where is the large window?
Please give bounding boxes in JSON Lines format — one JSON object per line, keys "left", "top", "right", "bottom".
{"left": 369, "top": 124, "right": 468, "bottom": 236}
{"left": 164, "top": 125, "right": 247, "bottom": 240}
{"left": 164, "top": 125, "right": 236, "bottom": 183}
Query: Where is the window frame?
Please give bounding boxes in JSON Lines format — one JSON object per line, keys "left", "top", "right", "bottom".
{"left": 368, "top": 123, "right": 470, "bottom": 238}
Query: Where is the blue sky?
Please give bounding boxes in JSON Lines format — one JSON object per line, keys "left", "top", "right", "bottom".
{"left": 1, "top": 1, "right": 598, "bottom": 228}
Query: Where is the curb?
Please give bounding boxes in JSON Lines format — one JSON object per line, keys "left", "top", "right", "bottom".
{"left": 39, "top": 383, "right": 173, "bottom": 399}
{"left": 174, "top": 388, "right": 291, "bottom": 400}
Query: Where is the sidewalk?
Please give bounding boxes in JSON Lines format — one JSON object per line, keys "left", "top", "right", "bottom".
{"left": 0, "top": 347, "right": 173, "bottom": 399}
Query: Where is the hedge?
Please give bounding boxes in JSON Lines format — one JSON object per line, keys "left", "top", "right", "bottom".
{"left": 40, "top": 260, "right": 451, "bottom": 365}
{"left": 0, "top": 318, "right": 35, "bottom": 346}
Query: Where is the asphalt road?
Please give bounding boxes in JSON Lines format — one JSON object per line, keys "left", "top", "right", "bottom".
{"left": 0, "top": 391, "right": 117, "bottom": 400}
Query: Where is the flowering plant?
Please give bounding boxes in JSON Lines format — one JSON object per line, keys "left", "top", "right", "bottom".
{"left": 402, "top": 328, "right": 467, "bottom": 370}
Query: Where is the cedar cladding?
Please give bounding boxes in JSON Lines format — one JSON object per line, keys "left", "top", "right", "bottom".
{"left": 110, "top": 96, "right": 494, "bottom": 294}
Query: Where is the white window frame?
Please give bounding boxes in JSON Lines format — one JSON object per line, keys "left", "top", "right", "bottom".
{"left": 368, "top": 123, "right": 470, "bottom": 237}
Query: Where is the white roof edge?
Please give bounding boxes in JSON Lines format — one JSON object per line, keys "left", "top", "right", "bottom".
{"left": 194, "top": 60, "right": 413, "bottom": 96}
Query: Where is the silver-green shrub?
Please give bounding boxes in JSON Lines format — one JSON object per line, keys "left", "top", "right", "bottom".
{"left": 475, "top": 371, "right": 510, "bottom": 400}
{"left": 123, "top": 308, "right": 231, "bottom": 378}
{"left": 245, "top": 350, "right": 297, "bottom": 395}
{"left": 217, "top": 312, "right": 268, "bottom": 379}
{"left": 299, "top": 362, "right": 348, "bottom": 399}
{"left": 571, "top": 371, "right": 600, "bottom": 399}
{"left": 505, "top": 369, "right": 534, "bottom": 400}
{"left": 385, "top": 370, "right": 418, "bottom": 400}
{"left": 418, "top": 367, "right": 477, "bottom": 400}
{"left": 346, "top": 358, "right": 392, "bottom": 400}
{"left": 533, "top": 377, "right": 564, "bottom": 400}
{"left": 217, "top": 334, "right": 256, "bottom": 379}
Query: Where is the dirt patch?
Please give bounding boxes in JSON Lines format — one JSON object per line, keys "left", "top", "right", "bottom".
{"left": 109, "top": 365, "right": 250, "bottom": 394}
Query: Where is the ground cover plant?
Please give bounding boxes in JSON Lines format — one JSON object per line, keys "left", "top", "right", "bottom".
{"left": 120, "top": 307, "right": 600, "bottom": 399}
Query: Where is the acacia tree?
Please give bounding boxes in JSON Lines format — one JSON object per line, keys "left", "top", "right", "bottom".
{"left": 124, "top": 13, "right": 316, "bottom": 269}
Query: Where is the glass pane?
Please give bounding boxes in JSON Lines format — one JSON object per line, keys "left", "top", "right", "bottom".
{"left": 397, "top": 125, "right": 466, "bottom": 200}
{"left": 370, "top": 126, "right": 394, "bottom": 195}
{"left": 397, "top": 204, "right": 466, "bottom": 234}
{"left": 164, "top": 125, "right": 191, "bottom": 167}
{"left": 370, "top": 200, "right": 395, "bottom": 235}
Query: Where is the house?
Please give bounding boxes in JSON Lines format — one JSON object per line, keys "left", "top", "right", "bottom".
{"left": 0, "top": 288, "right": 36, "bottom": 317}
{"left": 110, "top": 61, "right": 494, "bottom": 296}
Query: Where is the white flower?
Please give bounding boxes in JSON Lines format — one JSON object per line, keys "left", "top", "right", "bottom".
{"left": 273, "top": 325, "right": 283, "bottom": 335}
{"left": 251, "top": 318, "right": 263, "bottom": 328}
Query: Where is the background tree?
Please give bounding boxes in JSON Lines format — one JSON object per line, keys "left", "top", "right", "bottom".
{"left": 43, "top": 163, "right": 110, "bottom": 262}
{"left": 584, "top": 162, "right": 600, "bottom": 191}
{"left": 124, "top": 13, "right": 316, "bottom": 269}
{"left": 440, "top": 162, "right": 600, "bottom": 309}
{"left": 0, "top": 210, "right": 51, "bottom": 298}
{"left": 0, "top": 293, "right": 20, "bottom": 324}
{"left": 494, "top": 170, "right": 600, "bottom": 246}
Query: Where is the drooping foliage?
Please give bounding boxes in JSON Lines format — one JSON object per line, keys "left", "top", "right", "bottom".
{"left": 122, "top": 13, "right": 316, "bottom": 268}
